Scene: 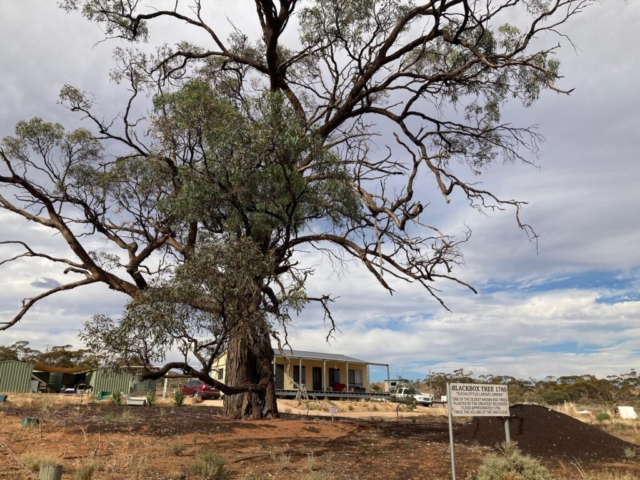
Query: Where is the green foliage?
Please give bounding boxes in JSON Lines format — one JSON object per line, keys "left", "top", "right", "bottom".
{"left": 153, "top": 83, "right": 361, "bottom": 237}
{"left": 111, "top": 391, "right": 122, "bottom": 405}
{"left": 189, "top": 451, "right": 230, "bottom": 480}
{"left": 476, "top": 443, "right": 554, "bottom": 480}
{"left": 542, "top": 389, "right": 569, "bottom": 405}
{"left": 596, "top": 412, "right": 611, "bottom": 422}
{"left": 424, "top": 369, "right": 640, "bottom": 405}
{"left": 173, "top": 389, "right": 185, "bottom": 407}
{"left": 623, "top": 446, "right": 636, "bottom": 460}
{"left": 145, "top": 390, "right": 156, "bottom": 406}
{"left": 0, "top": 341, "right": 98, "bottom": 368}
{"left": 168, "top": 443, "right": 187, "bottom": 456}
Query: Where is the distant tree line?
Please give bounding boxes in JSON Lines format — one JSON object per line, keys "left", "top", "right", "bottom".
{"left": 0, "top": 341, "right": 99, "bottom": 369}
{"left": 419, "top": 369, "right": 640, "bottom": 405}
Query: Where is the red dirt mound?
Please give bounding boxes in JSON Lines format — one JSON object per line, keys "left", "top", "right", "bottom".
{"left": 455, "top": 404, "right": 636, "bottom": 464}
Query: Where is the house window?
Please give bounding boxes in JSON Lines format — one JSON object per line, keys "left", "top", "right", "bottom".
{"left": 217, "top": 368, "right": 224, "bottom": 380}
{"left": 293, "top": 365, "right": 306, "bottom": 386}
{"left": 348, "top": 369, "right": 363, "bottom": 386}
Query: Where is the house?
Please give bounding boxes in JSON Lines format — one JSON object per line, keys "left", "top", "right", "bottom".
{"left": 212, "top": 349, "right": 390, "bottom": 396}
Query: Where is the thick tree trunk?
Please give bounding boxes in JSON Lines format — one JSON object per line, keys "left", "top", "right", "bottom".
{"left": 223, "top": 328, "right": 278, "bottom": 419}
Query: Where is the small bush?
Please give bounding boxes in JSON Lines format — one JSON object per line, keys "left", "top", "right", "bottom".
{"left": 476, "top": 443, "right": 553, "bottom": 480}
{"left": 103, "top": 414, "right": 114, "bottom": 424}
{"left": 173, "top": 389, "right": 185, "bottom": 407}
{"left": 596, "top": 412, "right": 611, "bottom": 422}
{"left": 146, "top": 390, "right": 156, "bottom": 406}
{"left": 189, "top": 451, "right": 230, "bottom": 480}
{"left": 542, "top": 389, "right": 568, "bottom": 405}
{"left": 111, "top": 391, "right": 122, "bottom": 405}
{"left": 169, "top": 443, "right": 187, "bottom": 456}
{"left": 278, "top": 452, "right": 291, "bottom": 466}
{"left": 119, "top": 409, "right": 137, "bottom": 423}
{"left": 623, "top": 446, "right": 636, "bottom": 460}
{"left": 74, "top": 463, "right": 97, "bottom": 480}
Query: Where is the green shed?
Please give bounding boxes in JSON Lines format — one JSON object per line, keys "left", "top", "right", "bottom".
{"left": 87, "top": 369, "right": 135, "bottom": 395}
{"left": 0, "top": 360, "right": 34, "bottom": 393}
{"left": 131, "top": 377, "right": 157, "bottom": 395}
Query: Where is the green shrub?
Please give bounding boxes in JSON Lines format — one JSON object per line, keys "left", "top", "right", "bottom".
{"left": 476, "top": 443, "right": 553, "bottom": 480}
{"left": 173, "top": 390, "right": 185, "bottom": 407}
{"left": 111, "top": 391, "right": 122, "bottom": 405}
{"left": 168, "top": 443, "right": 187, "bottom": 456}
{"left": 596, "top": 412, "right": 611, "bottom": 422}
{"left": 146, "top": 390, "right": 156, "bottom": 406}
{"left": 189, "top": 451, "right": 230, "bottom": 479}
{"left": 623, "top": 446, "right": 636, "bottom": 460}
{"left": 542, "top": 389, "right": 568, "bottom": 405}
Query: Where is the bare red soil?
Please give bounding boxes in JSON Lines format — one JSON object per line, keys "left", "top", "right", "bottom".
{"left": 0, "top": 403, "right": 638, "bottom": 479}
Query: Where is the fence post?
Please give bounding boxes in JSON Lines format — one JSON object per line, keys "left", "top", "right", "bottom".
{"left": 39, "top": 463, "right": 62, "bottom": 480}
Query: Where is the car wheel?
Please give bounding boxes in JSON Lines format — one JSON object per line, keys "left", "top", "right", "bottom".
{"left": 193, "top": 392, "right": 200, "bottom": 399}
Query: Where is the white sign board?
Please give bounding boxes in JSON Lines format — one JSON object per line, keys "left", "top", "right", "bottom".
{"left": 329, "top": 406, "right": 338, "bottom": 416}
{"left": 449, "top": 383, "right": 509, "bottom": 417}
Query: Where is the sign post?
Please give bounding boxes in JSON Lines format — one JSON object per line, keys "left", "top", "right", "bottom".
{"left": 446, "top": 383, "right": 510, "bottom": 480}
{"left": 446, "top": 383, "right": 456, "bottom": 480}
{"left": 329, "top": 406, "right": 338, "bottom": 422}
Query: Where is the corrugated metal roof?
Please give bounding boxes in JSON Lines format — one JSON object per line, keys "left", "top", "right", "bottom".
{"left": 0, "top": 360, "right": 33, "bottom": 393}
{"left": 274, "top": 350, "right": 367, "bottom": 363}
{"left": 32, "top": 363, "right": 93, "bottom": 374}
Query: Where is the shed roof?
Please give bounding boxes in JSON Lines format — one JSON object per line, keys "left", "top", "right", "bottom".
{"left": 32, "top": 363, "right": 93, "bottom": 374}
{"left": 274, "top": 349, "right": 368, "bottom": 363}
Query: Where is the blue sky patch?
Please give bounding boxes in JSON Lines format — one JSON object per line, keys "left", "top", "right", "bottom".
{"left": 481, "top": 269, "right": 639, "bottom": 295}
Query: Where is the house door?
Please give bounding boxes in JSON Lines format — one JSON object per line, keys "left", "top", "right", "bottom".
{"left": 328, "top": 368, "right": 340, "bottom": 387}
{"left": 312, "top": 367, "right": 322, "bottom": 391}
{"left": 275, "top": 364, "right": 285, "bottom": 390}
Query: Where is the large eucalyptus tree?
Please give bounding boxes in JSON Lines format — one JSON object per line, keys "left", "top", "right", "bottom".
{"left": 1, "top": 0, "right": 589, "bottom": 418}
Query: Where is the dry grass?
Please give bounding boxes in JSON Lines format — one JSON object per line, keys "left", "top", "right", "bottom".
{"left": 557, "top": 463, "right": 640, "bottom": 480}
{"left": 73, "top": 462, "right": 99, "bottom": 480}
{"left": 278, "top": 398, "right": 448, "bottom": 417}
{"left": 20, "top": 453, "right": 63, "bottom": 472}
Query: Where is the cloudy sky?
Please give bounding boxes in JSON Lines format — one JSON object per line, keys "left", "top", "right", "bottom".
{"left": 0, "top": 1, "right": 638, "bottom": 381}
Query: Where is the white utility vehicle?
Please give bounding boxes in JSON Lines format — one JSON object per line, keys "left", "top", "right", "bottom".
{"left": 391, "top": 386, "right": 434, "bottom": 406}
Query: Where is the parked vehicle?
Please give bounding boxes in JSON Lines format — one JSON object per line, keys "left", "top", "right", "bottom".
{"left": 181, "top": 380, "right": 221, "bottom": 399}
{"left": 391, "top": 386, "right": 434, "bottom": 406}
